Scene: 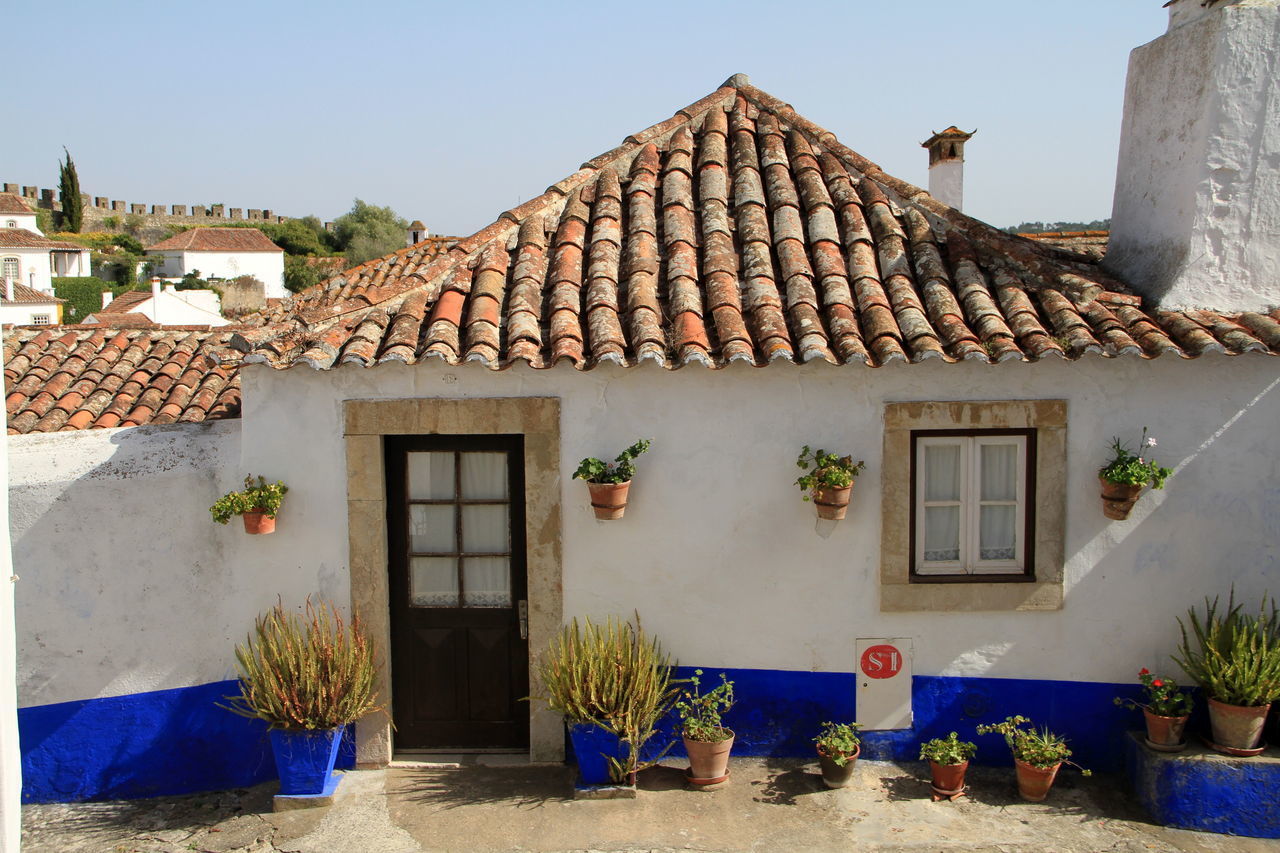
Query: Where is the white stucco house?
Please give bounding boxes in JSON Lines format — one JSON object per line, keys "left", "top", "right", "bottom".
{"left": 145, "top": 227, "right": 286, "bottom": 300}
{"left": 0, "top": 193, "right": 91, "bottom": 307}
{"left": 83, "top": 279, "right": 229, "bottom": 327}
{"left": 2, "top": 0, "right": 1277, "bottom": 826}
{"left": 0, "top": 284, "right": 63, "bottom": 327}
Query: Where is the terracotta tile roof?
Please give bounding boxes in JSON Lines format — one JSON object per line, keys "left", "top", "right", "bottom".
{"left": 146, "top": 228, "right": 283, "bottom": 253}
{"left": 96, "top": 290, "right": 153, "bottom": 315}
{"left": 2, "top": 284, "right": 63, "bottom": 305}
{"left": 227, "top": 77, "right": 1280, "bottom": 371}
{"left": 0, "top": 194, "right": 34, "bottom": 215}
{"left": 1018, "top": 230, "right": 1110, "bottom": 261}
{"left": 4, "top": 327, "right": 243, "bottom": 434}
{"left": 0, "top": 229, "right": 87, "bottom": 251}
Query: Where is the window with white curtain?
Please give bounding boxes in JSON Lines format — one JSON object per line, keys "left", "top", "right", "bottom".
{"left": 913, "top": 431, "right": 1032, "bottom": 577}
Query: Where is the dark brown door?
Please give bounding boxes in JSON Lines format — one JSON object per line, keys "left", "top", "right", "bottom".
{"left": 386, "top": 435, "right": 529, "bottom": 750}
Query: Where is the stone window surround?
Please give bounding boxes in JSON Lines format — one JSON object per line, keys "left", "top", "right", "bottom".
{"left": 880, "top": 400, "right": 1067, "bottom": 612}
{"left": 344, "top": 397, "right": 563, "bottom": 767}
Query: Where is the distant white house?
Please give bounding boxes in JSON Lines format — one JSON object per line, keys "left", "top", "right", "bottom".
{"left": 0, "top": 282, "right": 63, "bottom": 326}
{"left": 145, "top": 227, "right": 285, "bottom": 299}
{"left": 83, "top": 278, "right": 229, "bottom": 327}
{"left": 0, "top": 193, "right": 92, "bottom": 303}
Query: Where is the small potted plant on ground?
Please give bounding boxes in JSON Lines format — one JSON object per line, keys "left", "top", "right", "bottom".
{"left": 1174, "top": 593, "right": 1280, "bottom": 754}
{"left": 813, "top": 721, "right": 862, "bottom": 788}
{"left": 796, "top": 445, "right": 866, "bottom": 520}
{"left": 530, "top": 614, "right": 679, "bottom": 788}
{"left": 222, "top": 599, "right": 380, "bottom": 801}
{"left": 211, "top": 475, "right": 289, "bottom": 534}
{"left": 976, "top": 715, "right": 1090, "bottom": 802}
{"left": 676, "top": 670, "right": 736, "bottom": 785}
{"left": 1113, "top": 668, "right": 1194, "bottom": 752}
{"left": 919, "top": 732, "right": 977, "bottom": 799}
{"left": 573, "top": 439, "right": 651, "bottom": 520}
{"left": 1097, "top": 428, "right": 1171, "bottom": 520}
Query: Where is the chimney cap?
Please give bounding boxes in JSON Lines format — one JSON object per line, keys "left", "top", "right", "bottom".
{"left": 920, "top": 126, "right": 976, "bottom": 149}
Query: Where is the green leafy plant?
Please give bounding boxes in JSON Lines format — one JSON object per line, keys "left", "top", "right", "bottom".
{"left": 976, "top": 716, "right": 1090, "bottom": 774}
{"left": 222, "top": 598, "right": 381, "bottom": 730}
{"left": 795, "top": 445, "right": 866, "bottom": 500}
{"left": 210, "top": 475, "right": 288, "bottom": 524}
{"left": 919, "top": 731, "right": 978, "bottom": 765}
{"left": 573, "top": 439, "right": 651, "bottom": 484}
{"left": 813, "top": 721, "right": 862, "bottom": 766}
{"left": 1113, "top": 668, "right": 1194, "bottom": 717}
{"left": 676, "top": 670, "right": 735, "bottom": 743}
{"left": 530, "top": 614, "right": 680, "bottom": 782}
{"left": 1174, "top": 593, "right": 1280, "bottom": 707}
{"left": 1099, "top": 428, "right": 1171, "bottom": 488}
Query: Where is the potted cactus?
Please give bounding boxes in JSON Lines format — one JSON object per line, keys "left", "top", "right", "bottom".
{"left": 573, "top": 439, "right": 651, "bottom": 520}
{"left": 976, "top": 716, "right": 1090, "bottom": 802}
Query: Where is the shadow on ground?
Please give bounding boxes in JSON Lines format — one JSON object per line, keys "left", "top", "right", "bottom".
{"left": 389, "top": 764, "right": 573, "bottom": 811}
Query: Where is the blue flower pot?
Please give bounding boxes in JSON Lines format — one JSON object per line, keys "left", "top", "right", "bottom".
{"left": 269, "top": 725, "right": 345, "bottom": 796}
{"left": 568, "top": 723, "right": 629, "bottom": 786}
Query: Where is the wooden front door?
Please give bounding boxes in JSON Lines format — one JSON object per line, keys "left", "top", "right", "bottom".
{"left": 386, "top": 435, "right": 530, "bottom": 751}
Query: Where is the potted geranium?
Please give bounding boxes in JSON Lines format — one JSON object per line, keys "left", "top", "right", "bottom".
{"left": 795, "top": 445, "right": 866, "bottom": 520}
{"left": 1113, "top": 668, "right": 1194, "bottom": 751}
{"left": 1097, "top": 428, "right": 1171, "bottom": 520}
{"left": 813, "top": 721, "right": 862, "bottom": 788}
{"left": 211, "top": 475, "right": 289, "bottom": 534}
{"left": 573, "top": 439, "right": 651, "bottom": 520}
{"left": 1174, "top": 593, "right": 1280, "bottom": 754}
{"left": 676, "top": 670, "right": 735, "bottom": 785}
{"left": 976, "top": 715, "right": 1090, "bottom": 802}
{"left": 919, "top": 732, "right": 977, "bottom": 799}
{"left": 222, "top": 599, "right": 380, "bottom": 800}
{"left": 530, "top": 615, "right": 679, "bottom": 788}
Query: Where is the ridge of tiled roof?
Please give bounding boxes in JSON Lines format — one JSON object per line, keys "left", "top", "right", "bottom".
{"left": 96, "top": 290, "right": 153, "bottom": 315}
{"left": 146, "top": 227, "right": 284, "bottom": 253}
{"left": 0, "top": 194, "right": 34, "bottom": 215}
{"left": 0, "top": 229, "right": 87, "bottom": 251}
{"left": 224, "top": 76, "right": 1280, "bottom": 372}
{"left": 2, "top": 284, "right": 63, "bottom": 305}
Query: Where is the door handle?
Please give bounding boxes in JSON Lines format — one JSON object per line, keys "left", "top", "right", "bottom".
{"left": 518, "top": 600, "right": 529, "bottom": 640}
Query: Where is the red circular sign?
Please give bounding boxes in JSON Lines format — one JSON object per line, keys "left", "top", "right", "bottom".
{"left": 860, "top": 644, "right": 903, "bottom": 679}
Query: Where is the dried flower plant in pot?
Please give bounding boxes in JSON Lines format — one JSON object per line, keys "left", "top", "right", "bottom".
{"left": 1174, "top": 593, "right": 1280, "bottom": 754}
{"left": 1097, "top": 428, "right": 1170, "bottom": 520}
{"left": 529, "top": 614, "right": 678, "bottom": 788}
{"left": 210, "top": 475, "right": 288, "bottom": 535}
{"left": 221, "top": 599, "right": 381, "bottom": 798}
{"left": 795, "top": 446, "right": 866, "bottom": 521}
{"left": 813, "top": 721, "right": 862, "bottom": 788}
{"left": 919, "top": 732, "right": 977, "bottom": 798}
{"left": 573, "top": 440, "right": 651, "bottom": 521}
{"left": 677, "top": 670, "right": 735, "bottom": 785}
{"left": 1113, "top": 668, "right": 1194, "bottom": 752}
{"left": 976, "top": 716, "right": 1089, "bottom": 802}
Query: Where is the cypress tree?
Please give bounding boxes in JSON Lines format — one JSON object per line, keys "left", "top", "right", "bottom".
{"left": 58, "top": 148, "right": 83, "bottom": 233}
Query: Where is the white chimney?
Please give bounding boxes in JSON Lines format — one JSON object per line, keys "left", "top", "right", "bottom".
{"left": 921, "top": 127, "right": 974, "bottom": 211}
{"left": 151, "top": 277, "right": 162, "bottom": 325}
{"left": 3, "top": 278, "right": 11, "bottom": 302}
{"left": 407, "top": 220, "right": 429, "bottom": 247}
{"left": 1106, "top": 0, "right": 1280, "bottom": 312}
{"left": 101, "top": 291, "right": 112, "bottom": 310}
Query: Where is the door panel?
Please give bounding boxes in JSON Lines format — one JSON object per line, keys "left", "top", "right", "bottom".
{"left": 387, "top": 435, "right": 529, "bottom": 750}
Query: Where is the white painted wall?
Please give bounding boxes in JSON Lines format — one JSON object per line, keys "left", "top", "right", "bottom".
{"left": 149, "top": 251, "right": 285, "bottom": 299}
{"left": 928, "top": 160, "right": 964, "bottom": 211}
{"left": 1107, "top": 0, "right": 1280, "bottom": 311}
{"left": 1, "top": 247, "right": 54, "bottom": 297}
{"left": 0, "top": 410, "right": 20, "bottom": 850}
{"left": 1, "top": 213, "right": 38, "bottom": 232}
{"left": 0, "top": 301, "right": 59, "bottom": 327}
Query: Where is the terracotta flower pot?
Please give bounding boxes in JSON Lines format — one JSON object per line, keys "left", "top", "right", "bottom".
{"left": 816, "top": 743, "right": 859, "bottom": 788}
{"left": 929, "top": 759, "right": 969, "bottom": 795}
{"left": 813, "top": 485, "right": 853, "bottom": 520}
{"left": 683, "top": 731, "right": 734, "bottom": 784}
{"left": 242, "top": 510, "right": 276, "bottom": 535}
{"left": 1207, "top": 697, "right": 1270, "bottom": 752}
{"left": 1014, "top": 759, "right": 1060, "bottom": 802}
{"left": 587, "top": 481, "right": 631, "bottom": 520}
{"left": 1099, "top": 477, "right": 1144, "bottom": 520}
{"left": 1143, "top": 709, "right": 1189, "bottom": 751}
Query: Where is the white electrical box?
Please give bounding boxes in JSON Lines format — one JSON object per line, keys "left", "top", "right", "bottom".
{"left": 856, "top": 638, "right": 913, "bottom": 730}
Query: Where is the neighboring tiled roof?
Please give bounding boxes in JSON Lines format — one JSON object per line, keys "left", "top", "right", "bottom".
{"left": 146, "top": 228, "right": 283, "bottom": 253}
{"left": 228, "top": 77, "right": 1280, "bottom": 371}
{"left": 4, "top": 327, "right": 242, "bottom": 434}
{"left": 1018, "top": 230, "right": 1110, "bottom": 260}
{"left": 2, "top": 284, "right": 63, "bottom": 305}
{"left": 0, "top": 194, "right": 34, "bottom": 215}
{"left": 0, "top": 229, "right": 86, "bottom": 250}
{"left": 81, "top": 312, "right": 160, "bottom": 328}
{"left": 96, "top": 290, "right": 153, "bottom": 314}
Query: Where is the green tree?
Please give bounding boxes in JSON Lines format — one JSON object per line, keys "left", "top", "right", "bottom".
{"left": 284, "top": 256, "right": 326, "bottom": 293}
{"left": 333, "top": 199, "right": 406, "bottom": 266}
{"left": 58, "top": 148, "right": 84, "bottom": 233}
{"left": 263, "top": 217, "right": 332, "bottom": 256}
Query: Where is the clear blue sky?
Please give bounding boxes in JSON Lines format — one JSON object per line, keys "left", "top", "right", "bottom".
{"left": 7, "top": 1, "right": 1168, "bottom": 235}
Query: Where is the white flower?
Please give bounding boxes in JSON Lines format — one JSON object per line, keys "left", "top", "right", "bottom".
{"left": 1143, "top": 437, "right": 1157, "bottom": 448}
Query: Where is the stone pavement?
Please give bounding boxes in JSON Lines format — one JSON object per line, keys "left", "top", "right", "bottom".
{"left": 20, "top": 757, "right": 1278, "bottom": 853}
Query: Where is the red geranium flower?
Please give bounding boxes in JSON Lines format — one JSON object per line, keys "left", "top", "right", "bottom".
{"left": 1139, "top": 668, "right": 1150, "bottom": 675}
{"left": 1152, "top": 679, "right": 1164, "bottom": 687}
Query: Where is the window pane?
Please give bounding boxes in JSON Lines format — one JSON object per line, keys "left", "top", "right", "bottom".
{"left": 462, "top": 505, "right": 508, "bottom": 552}
{"left": 980, "top": 444, "right": 1018, "bottom": 501}
{"left": 410, "top": 505, "right": 455, "bottom": 552}
{"left": 923, "top": 506, "right": 960, "bottom": 562}
{"left": 408, "top": 452, "right": 455, "bottom": 500}
{"left": 980, "top": 505, "right": 1017, "bottom": 561}
{"left": 462, "top": 557, "right": 511, "bottom": 607}
{"left": 461, "top": 453, "right": 508, "bottom": 500}
{"left": 411, "top": 557, "right": 459, "bottom": 606}
{"left": 924, "top": 445, "right": 961, "bottom": 501}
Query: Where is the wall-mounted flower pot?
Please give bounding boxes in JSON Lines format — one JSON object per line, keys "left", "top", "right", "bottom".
{"left": 242, "top": 511, "right": 276, "bottom": 535}
{"left": 1099, "top": 477, "right": 1144, "bottom": 520}
{"left": 587, "top": 481, "right": 631, "bottom": 520}
{"left": 813, "top": 485, "right": 853, "bottom": 520}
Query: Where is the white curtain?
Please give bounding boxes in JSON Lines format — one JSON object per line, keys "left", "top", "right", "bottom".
{"left": 460, "top": 453, "right": 511, "bottom": 607}
{"left": 979, "top": 444, "right": 1017, "bottom": 560}
{"left": 411, "top": 557, "right": 459, "bottom": 606}
{"left": 923, "top": 444, "right": 961, "bottom": 562}
{"left": 408, "top": 452, "right": 454, "bottom": 500}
